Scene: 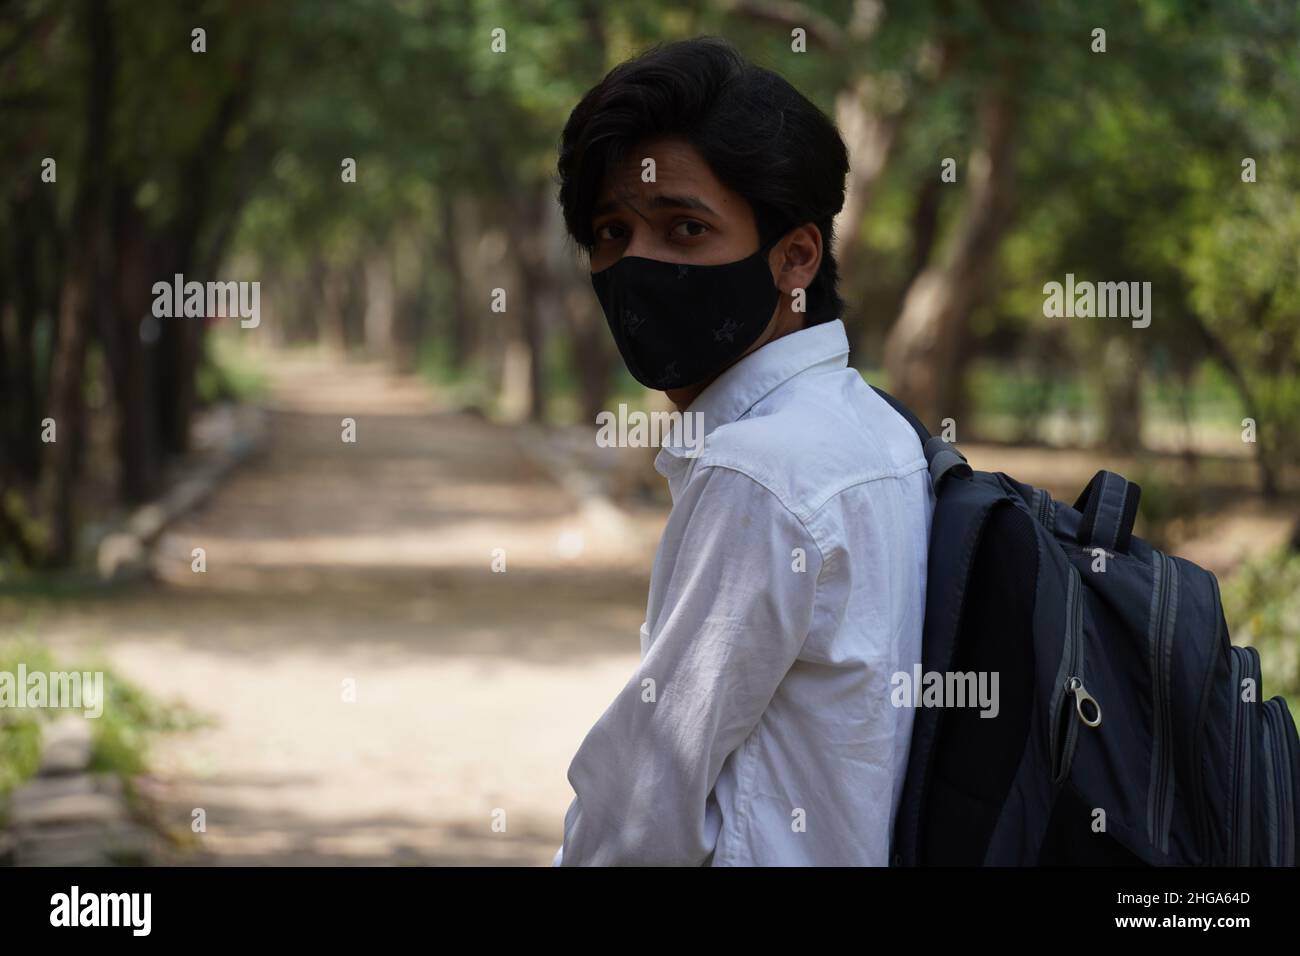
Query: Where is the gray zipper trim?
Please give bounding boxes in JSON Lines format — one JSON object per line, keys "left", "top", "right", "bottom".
{"left": 1232, "top": 646, "right": 1254, "bottom": 865}
{"left": 1262, "top": 700, "right": 1295, "bottom": 866}
{"left": 1050, "top": 568, "right": 1084, "bottom": 783}
{"left": 1032, "top": 486, "right": 1056, "bottom": 533}
{"left": 1260, "top": 712, "right": 1278, "bottom": 866}
{"left": 1146, "top": 551, "right": 1179, "bottom": 854}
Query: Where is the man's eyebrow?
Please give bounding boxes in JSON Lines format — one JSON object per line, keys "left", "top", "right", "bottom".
{"left": 592, "top": 193, "right": 718, "bottom": 219}
{"left": 648, "top": 193, "right": 717, "bottom": 215}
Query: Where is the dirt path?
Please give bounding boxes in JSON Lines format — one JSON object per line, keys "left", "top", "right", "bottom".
{"left": 6, "top": 355, "right": 666, "bottom": 865}
{"left": 10, "top": 357, "right": 1292, "bottom": 866}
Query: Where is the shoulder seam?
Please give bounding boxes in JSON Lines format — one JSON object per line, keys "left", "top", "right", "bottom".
{"left": 694, "top": 462, "right": 829, "bottom": 570}
{"left": 807, "top": 457, "right": 929, "bottom": 518}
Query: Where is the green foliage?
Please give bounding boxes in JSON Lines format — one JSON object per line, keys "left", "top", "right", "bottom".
{"left": 4, "top": 0, "right": 1298, "bottom": 533}
{"left": 198, "top": 333, "right": 270, "bottom": 405}
{"left": 417, "top": 336, "right": 499, "bottom": 416}
{"left": 88, "top": 655, "right": 207, "bottom": 778}
{"left": 1185, "top": 183, "right": 1300, "bottom": 468}
{"left": 966, "top": 360, "right": 1247, "bottom": 449}
{"left": 0, "top": 638, "right": 204, "bottom": 808}
{"left": 1221, "top": 548, "right": 1300, "bottom": 723}
{"left": 1128, "top": 464, "right": 1202, "bottom": 552}
{"left": 0, "top": 642, "right": 52, "bottom": 803}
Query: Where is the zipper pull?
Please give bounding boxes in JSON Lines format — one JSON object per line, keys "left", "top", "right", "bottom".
{"left": 1067, "top": 676, "right": 1103, "bottom": 727}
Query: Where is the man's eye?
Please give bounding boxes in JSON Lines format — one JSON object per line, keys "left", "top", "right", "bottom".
{"left": 595, "top": 223, "right": 626, "bottom": 242}
{"left": 671, "top": 220, "right": 709, "bottom": 238}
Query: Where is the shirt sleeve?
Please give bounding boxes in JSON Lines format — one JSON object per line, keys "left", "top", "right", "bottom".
{"left": 557, "top": 465, "right": 823, "bottom": 866}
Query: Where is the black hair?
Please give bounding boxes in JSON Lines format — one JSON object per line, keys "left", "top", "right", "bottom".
{"left": 557, "top": 36, "right": 850, "bottom": 325}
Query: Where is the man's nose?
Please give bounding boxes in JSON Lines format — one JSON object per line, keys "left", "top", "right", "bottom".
{"left": 623, "top": 229, "right": 654, "bottom": 260}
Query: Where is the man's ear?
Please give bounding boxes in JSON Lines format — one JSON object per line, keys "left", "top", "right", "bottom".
{"left": 770, "top": 223, "right": 822, "bottom": 299}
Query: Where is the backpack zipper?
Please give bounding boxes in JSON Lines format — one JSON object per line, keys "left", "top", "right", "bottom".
{"left": 1193, "top": 576, "right": 1226, "bottom": 862}
{"left": 1259, "top": 705, "right": 1279, "bottom": 866}
{"left": 1034, "top": 486, "right": 1055, "bottom": 531}
{"left": 1051, "top": 567, "right": 1100, "bottom": 784}
{"left": 1148, "top": 550, "right": 1179, "bottom": 855}
{"left": 1229, "top": 645, "right": 1255, "bottom": 864}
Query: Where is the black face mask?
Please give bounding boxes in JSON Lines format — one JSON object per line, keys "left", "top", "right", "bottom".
{"left": 590, "top": 232, "right": 784, "bottom": 390}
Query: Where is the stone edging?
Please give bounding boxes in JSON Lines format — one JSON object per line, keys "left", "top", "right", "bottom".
{"left": 91, "top": 403, "right": 269, "bottom": 582}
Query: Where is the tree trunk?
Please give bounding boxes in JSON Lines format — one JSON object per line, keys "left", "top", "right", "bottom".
{"left": 729, "top": 1, "right": 962, "bottom": 347}
{"left": 1098, "top": 337, "right": 1144, "bottom": 453}
{"left": 505, "top": 190, "right": 554, "bottom": 423}
{"left": 564, "top": 273, "right": 614, "bottom": 426}
{"left": 318, "top": 258, "right": 350, "bottom": 355}
{"left": 8, "top": 191, "right": 48, "bottom": 482}
{"left": 45, "top": 272, "right": 92, "bottom": 566}
{"left": 833, "top": 73, "right": 905, "bottom": 323}
{"left": 440, "top": 196, "right": 474, "bottom": 371}
{"left": 882, "top": 77, "right": 1019, "bottom": 428}
{"left": 105, "top": 196, "right": 160, "bottom": 501}
{"left": 902, "top": 173, "right": 944, "bottom": 299}
{"left": 1186, "top": 309, "right": 1279, "bottom": 499}
{"left": 45, "top": 0, "right": 115, "bottom": 565}
{"left": 363, "top": 252, "right": 396, "bottom": 364}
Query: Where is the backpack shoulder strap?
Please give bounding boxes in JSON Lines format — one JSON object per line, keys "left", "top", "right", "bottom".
{"left": 871, "top": 385, "right": 930, "bottom": 443}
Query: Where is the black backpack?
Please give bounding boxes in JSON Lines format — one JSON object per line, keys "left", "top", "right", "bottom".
{"left": 873, "top": 387, "right": 1300, "bottom": 866}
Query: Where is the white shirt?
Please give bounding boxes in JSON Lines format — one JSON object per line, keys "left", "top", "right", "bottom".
{"left": 554, "top": 317, "right": 935, "bottom": 866}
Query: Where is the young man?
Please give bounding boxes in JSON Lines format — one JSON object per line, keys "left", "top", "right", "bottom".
{"left": 552, "top": 37, "right": 935, "bottom": 866}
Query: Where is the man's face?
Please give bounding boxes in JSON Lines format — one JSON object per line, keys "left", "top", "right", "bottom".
{"left": 589, "top": 137, "right": 762, "bottom": 274}
{"left": 587, "top": 135, "right": 819, "bottom": 409}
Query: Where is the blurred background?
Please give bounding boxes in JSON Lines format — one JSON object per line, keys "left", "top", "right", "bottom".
{"left": 0, "top": 0, "right": 1297, "bottom": 865}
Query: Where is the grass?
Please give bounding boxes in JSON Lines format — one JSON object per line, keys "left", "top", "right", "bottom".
{"left": 0, "top": 641, "right": 50, "bottom": 816}
{"left": 89, "top": 654, "right": 208, "bottom": 779}
{"left": 0, "top": 635, "right": 206, "bottom": 822}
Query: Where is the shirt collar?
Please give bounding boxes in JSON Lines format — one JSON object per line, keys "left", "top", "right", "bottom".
{"left": 654, "top": 318, "right": 851, "bottom": 477}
